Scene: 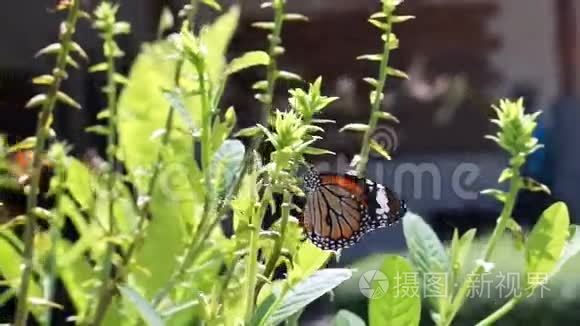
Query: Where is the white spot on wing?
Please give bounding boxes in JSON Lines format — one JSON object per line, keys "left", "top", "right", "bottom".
{"left": 375, "top": 187, "right": 390, "bottom": 216}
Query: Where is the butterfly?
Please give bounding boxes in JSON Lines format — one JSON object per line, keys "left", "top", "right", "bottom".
{"left": 300, "top": 168, "right": 407, "bottom": 250}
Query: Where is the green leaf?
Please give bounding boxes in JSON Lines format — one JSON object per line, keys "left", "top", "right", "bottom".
{"left": 8, "top": 137, "right": 36, "bottom": 153}
{"left": 368, "top": 19, "right": 388, "bottom": 31}
{"left": 357, "top": 54, "right": 383, "bottom": 62}
{"left": 290, "top": 242, "right": 331, "bottom": 280}
{"left": 56, "top": 91, "right": 81, "bottom": 109}
{"left": 200, "top": 6, "right": 240, "bottom": 86}
{"left": 235, "top": 126, "right": 262, "bottom": 138}
{"left": 117, "top": 40, "right": 197, "bottom": 297}
{"left": 481, "top": 189, "right": 507, "bottom": 203}
{"left": 284, "top": 13, "right": 309, "bottom": 22}
{"left": 369, "top": 256, "right": 421, "bottom": 326}
{"left": 506, "top": 218, "right": 525, "bottom": 250}
{"left": 85, "top": 125, "right": 110, "bottom": 136}
{"left": 114, "top": 73, "right": 129, "bottom": 85}
{"left": 226, "top": 51, "right": 270, "bottom": 75}
{"left": 32, "top": 75, "right": 55, "bottom": 86}
{"left": 113, "top": 22, "right": 131, "bottom": 35}
{"left": 552, "top": 225, "right": 580, "bottom": 276}
{"left": 522, "top": 177, "right": 551, "bottom": 195}
{"left": 211, "top": 140, "right": 245, "bottom": 198}
{"left": 35, "top": 43, "right": 62, "bottom": 57}
{"left": 525, "top": 202, "right": 570, "bottom": 288}
{"left": 252, "top": 80, "right": 269, "bottom": 91}
{"left": 374, "top": 111, "right": 400, "bottom": 123}
{"left": 498, "top": 168, "right": 513, "bottom": 183}
{"left": 363, "top": 77, "right": 378, "bottom": 87}
{"left": 70, "top": 41, "right": 89, "bottom": 61}
{"left": 386, "top": 67, "right": 409, "bottom": 79}
{"left": 250, "top": 293, "right": 277, "bottom": 326}
{"left": 25, "top": 94, "right": 47, "bottom": 109}
{"left": 392, "top": 15, "right": 415, "bottom": 23}
{"left": 335, "top": 309, "right": 366, "bottom": 326}
{"left": 402, "top": 212, "right": 449, "bottom": 312}
{"left": 340, "top": 123, "right": 369, "bottom": 133}
{"left": 66, "top": 55, "right": 80, "bottom": 69}
{"left": 162, "top": 90, "right": 198, "bottom": 134}
{"left": 89, "top": 62, "right": 109, "bottom": 73}
{"left": 266, "top": 269, "right": 352, "bottom": 325}
{"left": 0, "top": 231, "right": 43, "bottom": 318}
{"left": 302, "top": 147, "right": 335, "bottom": 156}
{"left": 277, "top": 71, "right": 302, "bottom": 81}
{"left": 449, "top": 228, "right": 476, "bottom": 277}
{"left": 119, "top": 286, "right": 164, "bottom": 326}
{"left": 370, "top": 140, "right": 391, "bottom": 160}
{"left": 252, "top": 21, "right": 275, "bottom": 30}
{"left": 202, "top": 0, "right": 222, "bottom": 11}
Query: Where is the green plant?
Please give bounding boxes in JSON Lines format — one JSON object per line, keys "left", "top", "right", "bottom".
{"left": 333, "top": 98, "right": 580, "bottom": 326}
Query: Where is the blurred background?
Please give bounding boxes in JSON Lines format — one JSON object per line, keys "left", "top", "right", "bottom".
{"left": 1, "top": 0, "right": 579, "bottom": 324}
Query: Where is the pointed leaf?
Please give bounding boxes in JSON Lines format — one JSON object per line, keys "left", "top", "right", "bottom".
{"left": 25, "top": 94, "right": 48, "bottom": 109}
{"left": 118, "top": 286, "right": 164, "bottom": 326}
{"left": 369, "top": 256, "right": 421, "bottom": 326}
{"left": 303, "top": 147, "right": 335, "bottom": 156}
{"left": 32, "top": 75, "right": 55, "bottom": 86}
{"left": 202, "top": 0, "right": 222, "bottom": 11}
{"left": 277, "top": 71, "right": 302, "bottom": 81}
{"left": 363, "top": 77, "right": 378, "bottom": 87}
{"left": 252, "top": 21, "right": 275, "bottom": 30}
{"left": 357, "top": 54, "right": 382, "bottom": 62}
{"left": 552, "top": 225, "right": 580, "bottom": 276}
{"left": 8, "top": 137, "right": 36, "bottom": 153}
{"left": 374, "top": 111, "right": 400, "bottom": 123}
{"left": 70, "top": 41, "right": 88, "bottom": 61}
{"left": 284, "top": 13, "right": 309, "bottom": 22}
{"left": 525, "top": 202, "right": 569, "bottom": 288}
{"left": 522, "top": 177, "right": 551, "bottom": 195}
{"left": 387, "top": 67, "right": 409, "bottom": 79}
{"left": 340, "top": 123, "right": 369, "bottom": 133}
{"left": 267, "top": 269, "right": 352, "bottom": 325}
{"left": 235, "top": 126, "right": 262, "bottom": 138}
{"left": 226, "top": 51, "right": 270, "bottom": 75}
{"left": 392, "top": 15, "right": 415, "bottom": 23}
{"left": 35, "top": 43, "right": 62, "bottom": 57}
{"left": 211, "top": 140, "right": 245, "bottom": 198}
{"left": 403, "top": 212, "right": 449, "bottom": 312}
{"left": 370, "top": 140, "right": 391, "bottom": 160}
{"left": 56, "top": 91, "right": 81, "bottom": 109}
{"left": 89, "top": 62, "right": 109, "bottom": 73}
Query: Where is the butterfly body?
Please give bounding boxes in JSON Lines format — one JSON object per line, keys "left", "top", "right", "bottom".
{"left": 301, "top": 169, "right": 406, "bottom": 250}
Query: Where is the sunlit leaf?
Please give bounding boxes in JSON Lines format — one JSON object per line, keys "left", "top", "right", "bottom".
{"left": 334, "top": 310, "right": 366, "bottom": 326}
{"left": 525, "top": 202, "right": 570, "bottom": 288}
{"left": 403, "top": 212, "right": 449, "bottom": 312}
{"left": 226, "top": 51, "right": 269, "bottom": 75}
{"left": 119, "top": 286, "right": 164, "bottom": 326}
{"left": 369, "top": 256, "right": 421, "bottom": 326}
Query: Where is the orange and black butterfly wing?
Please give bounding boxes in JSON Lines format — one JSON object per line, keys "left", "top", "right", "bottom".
{"left": 302, "top": 174, "right": 369, "bottom": 250}
{"left": 302, "top": 169, "right": 407, "bottom": 250}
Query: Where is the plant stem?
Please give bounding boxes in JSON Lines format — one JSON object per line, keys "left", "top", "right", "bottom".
{"left": 244, "top": 195, "right": 269, "bottom": 322}
{"left": 475, "top": 296, "right": 522, "bottom": 326}
{"left": 441, "top": 170, "right": 522, "bottom": 326}
{"left": 262, "top": 189, "right": 291, "bottom": 280}
{"left": 43, "top": 156, "right": 67, "bottom": 325}
{"left": 356, "top": 13, "right": 393, "bottom": 177}
{"left": 90, "top": 16, "right": 122, "bottom": 325}
{"left": 14, "top": 1, "right": 81, "bottom": 324}
{"left": 215, "top": 0, "right": 285, "bottom": 215}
